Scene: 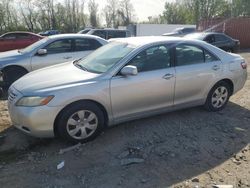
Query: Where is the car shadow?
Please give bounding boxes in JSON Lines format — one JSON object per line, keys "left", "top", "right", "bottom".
{"left": 0, "top": 88, "right": 7, "bottom": 101}
{"left": 0, "top": 102, "right": 249, "bottom": 187}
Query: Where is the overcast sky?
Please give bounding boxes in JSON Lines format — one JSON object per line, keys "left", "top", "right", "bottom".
{"left": 105, "top": 0, "right": 173, "bottom": 22}
{"left": 90, "top": 0, "right": 174, "bottom": 22}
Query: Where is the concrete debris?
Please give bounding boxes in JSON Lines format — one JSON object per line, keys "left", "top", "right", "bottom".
{"left": 59, "top": 143, "right": 82, "bottom": 154}
{"left": 120, "top": 158, "right": 144, "bottom": 166}
{"left": 118, "top": 150, "right": 130, "bottom": 159}
{"left": 213, "top": 185, "right": 233, "bottom": 188}
{"left": 57, "top": 161, "right": 65, "bottom": 170}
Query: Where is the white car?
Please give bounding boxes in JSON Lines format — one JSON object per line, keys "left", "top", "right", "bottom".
{"left": 0, "top": 34, "right": 107, "bottom": 86}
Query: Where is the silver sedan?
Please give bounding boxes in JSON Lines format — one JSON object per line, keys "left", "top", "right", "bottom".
{"left": 8, "top": 36, "right": 247, "bottom": 143}
{"left": 0, "top": 34, "right": 107, "bottom": 87}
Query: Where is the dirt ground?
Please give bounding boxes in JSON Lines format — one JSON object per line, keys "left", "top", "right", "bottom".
{"left": 0, "top": 52, "right": 250, "bottom": 188}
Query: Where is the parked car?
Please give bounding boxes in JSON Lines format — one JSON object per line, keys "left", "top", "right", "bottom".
{"left": 8, "top": 36, "right": 247, "bottom": 143}
{"left": 185, "top": 32, "right": 240, "bottom": 52}
{"left": 78, "top": 28, "right": 94, "bottom": 34}
{"left": 0, "top": 31, "right": 44, "bottom": 52}
{"left": 39, "top": 30, "right": 60, "bottom": 36}
{"left": 162, "top": 27, "right": 196, "bottom": 37}
{"left": 86, "top": 29, "right": 131, "bottom": 40}
{"left": 0, "top": 34, "right": 107, "bottom": 87}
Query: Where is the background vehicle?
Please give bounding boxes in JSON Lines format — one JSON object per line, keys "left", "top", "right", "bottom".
{"left": 0, "top": 32, "right": 44, "bottom": 52}
{"left": 86, "top": 29, "right": 131, "bottom": 40}
{"left": 39, "top": 30, "right": 60, "bottom": 36}
{"left": 185, "top": 32, "right": 240, "bottom": 52}
{"left": 78, "top": 28, "right": 94, "bottom": 34}
{"left": 0, "top": 34, "right": 107, "bottom": 87}
{"left": 8, "top": 37, "right": 247, "bottom": 143}
{"left": 162, "top": 27, "right": 196, "bottom": 37}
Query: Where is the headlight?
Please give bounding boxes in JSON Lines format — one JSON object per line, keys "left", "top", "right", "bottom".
{"left": 16, "top": 96, "right": 54, "bottom": 107}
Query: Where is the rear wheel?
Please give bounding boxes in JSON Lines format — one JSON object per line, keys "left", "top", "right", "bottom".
{"left": 2, "top": 67, "right": 28, "bottom": 88}
{"left": 57, "top": 102, "right": 105, "bottom": 143}
{"left": 204, "top": 81, "right": 231, "bottom": 111}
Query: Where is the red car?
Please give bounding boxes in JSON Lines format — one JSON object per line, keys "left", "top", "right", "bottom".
{"left": 0, "top": 31, "right": 44, "bottom": 52}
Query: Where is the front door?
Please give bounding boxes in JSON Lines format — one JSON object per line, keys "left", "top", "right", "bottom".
{"left": 111, "top": 44, "right": 175, "bottom": 120}
{"left": 31, "top": 39, "right": 73, "bottom": 70}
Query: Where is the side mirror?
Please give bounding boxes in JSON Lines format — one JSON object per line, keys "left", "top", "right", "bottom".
{"left": 120, "top": 65, "right": 138, "bottom": 76}
{"left": 37, "top": 49, "right": 47, "bottom": 55}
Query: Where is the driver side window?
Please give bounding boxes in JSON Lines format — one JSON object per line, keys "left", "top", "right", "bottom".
{"left": 45, "top": 39, "right": 72, "bottom": 54}
{"left": 127, "top": 45, "right": 171, "bottom": 72}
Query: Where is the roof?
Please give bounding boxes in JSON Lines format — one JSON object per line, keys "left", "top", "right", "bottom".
{"left": 47, "top": 34, "right": 107, "bottom": 41}
{"left": 110, "top": 36, "right": 201, "bottom": 47}
{"left": 2, "top": 31, "right": 42, "bottom": 37}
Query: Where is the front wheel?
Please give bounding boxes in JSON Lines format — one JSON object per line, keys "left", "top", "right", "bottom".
{"left": 57, "top": 102, "right": 105, "bottom": 143}
{"left": 204, "top": 82, "right": 231, "bottom": 111}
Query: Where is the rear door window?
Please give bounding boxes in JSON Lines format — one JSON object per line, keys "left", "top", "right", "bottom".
{"left": 215, "top": 34, "right": 230, "bottom": 42}
{"left": 175, "top": 44, "right": 219, "bottom": 66}
{"left": 92, "top": 30, "right": 106, "bottom": 39}
{"left": 74, "top": 38, "right": 102, "bottom": 51}
{"left": 2, "top": 33, "right": 17, "bottom": 40}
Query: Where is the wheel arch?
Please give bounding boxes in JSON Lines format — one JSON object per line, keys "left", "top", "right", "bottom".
{"left": 53, "top": 99, "right": 109, "bottom": 137}
{"left": 215, "top": 78, "right": 234, "bottom": 96}
{"left": 2, "top": 65, "right": 29, "bottom": 74}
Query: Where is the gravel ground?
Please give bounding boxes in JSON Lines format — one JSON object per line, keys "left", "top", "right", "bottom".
{"left": 0, "top": 52, "right": 249, "bottom": 188}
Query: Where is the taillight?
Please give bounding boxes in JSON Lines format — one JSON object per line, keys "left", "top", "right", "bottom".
{"left": 241, "top": 61, "right": 247, "bottom": 69}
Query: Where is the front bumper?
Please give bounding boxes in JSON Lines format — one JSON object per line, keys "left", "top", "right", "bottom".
{"left": 8, "top": 88, "right": 61, "bottom": 138}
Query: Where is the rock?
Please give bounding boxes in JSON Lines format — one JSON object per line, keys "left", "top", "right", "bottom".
{"left": 232, "top": 159, "right": 241, "bottom": 165}
{"left": 191, "top": 177, "right": 199, "bottom": 183}
{"left": 120, "top": 158, "right": 144, "bottom": 166}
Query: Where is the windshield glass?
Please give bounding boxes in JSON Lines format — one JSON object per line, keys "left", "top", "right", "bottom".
{"left": 20, "top": 37, "right": 49, "bottom": 53}
{"left": 185, "top": 33, "right": 205, "bottom": 40}
{"left": 75, "top": 42, "right": 135, "bottom": 74}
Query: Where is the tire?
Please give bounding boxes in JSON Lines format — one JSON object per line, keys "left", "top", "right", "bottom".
{"left": 56, "top": 101, "right": 105, "bottom": 143}
{"left": 2, "top": 67, "right": 28, "bottom": 88}
{"left": 204, "top": 81, "right": 231, "bottom": 112}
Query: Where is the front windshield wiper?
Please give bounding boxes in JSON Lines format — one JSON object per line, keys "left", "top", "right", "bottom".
{"left": 17, "top": 49, "right": 22, "bottom": 53}
{"left": 73, "top": 59, "right": 89, "bottom": 72}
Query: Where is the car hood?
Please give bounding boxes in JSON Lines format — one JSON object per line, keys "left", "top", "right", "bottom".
{"left": 0, "top": 50, "right": 23, "bottom": 61}
{"left": 12, "top": 62, "right": 100, "bottom": 94}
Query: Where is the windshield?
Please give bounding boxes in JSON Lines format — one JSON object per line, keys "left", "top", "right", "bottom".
{"left": 75, "top": 42, "right": 135, "bottom": 74}
{"left": 19, "top": 37, "right": 49, "bottom": 53}
{"left": 185, "top": 33, "right": 205, "bottom": 40}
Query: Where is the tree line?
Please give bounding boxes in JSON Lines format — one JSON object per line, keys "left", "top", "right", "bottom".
{"left": 0, "top": 0, "right": 135, "bottom": 34}
{"left": 0, "top": 0, "right": 250, "bottom": 34}
{"left": 151, "top": 0, "right": 250, "bottom": 25}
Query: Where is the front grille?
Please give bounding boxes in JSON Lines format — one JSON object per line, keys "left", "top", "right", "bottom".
{"left": 8, "top": 89, "right": 17, "bottom": 103}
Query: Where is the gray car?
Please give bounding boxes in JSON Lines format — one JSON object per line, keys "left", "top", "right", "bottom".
{"left": 8, "top": 36, "right": 247, "bottom": 143}
{"left": 0, "top": 34, "right": 107, "bottom": 87}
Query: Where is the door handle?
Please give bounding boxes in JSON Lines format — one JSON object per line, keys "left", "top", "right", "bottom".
{"left": 163, "top": 73, "right": 174, "bottom": 80}
{"left": 63, "top": 56, "right": 72, "bottom": 59}
{"left": 212, "top": 65, "right": 220, "bottom": 71}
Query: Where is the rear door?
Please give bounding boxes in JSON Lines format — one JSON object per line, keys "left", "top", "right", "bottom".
{"left": 111, "top": 44, "right": 175, "bottom": 120}
{"left": 15, "top": 33, "right": 34, "bottom": 49}
{"left": 31, "top": 39, "right": 73, "bottom": 70}
{"left": 174, "top": 43, "right": 222, "bottom": 105}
